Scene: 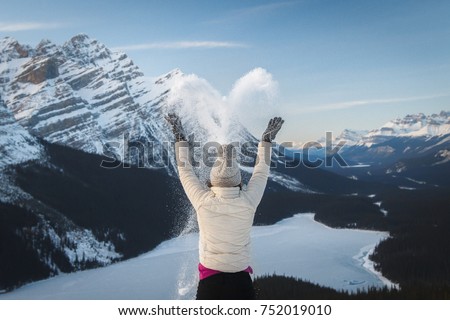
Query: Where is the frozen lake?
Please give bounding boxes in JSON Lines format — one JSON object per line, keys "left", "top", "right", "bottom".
{"left": 1, "top": 213, "right": 392, "bottom": 299}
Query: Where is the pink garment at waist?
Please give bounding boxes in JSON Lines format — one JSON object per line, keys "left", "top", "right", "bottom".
{"left": 198, "top": 263, "right": 253, "bottom": 280}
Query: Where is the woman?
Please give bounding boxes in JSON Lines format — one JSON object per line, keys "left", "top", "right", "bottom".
{"left": 166, "top": 114, "right": 284, "bottom": 299}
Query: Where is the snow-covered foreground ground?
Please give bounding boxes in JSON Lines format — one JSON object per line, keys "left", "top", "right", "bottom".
{"left": 1, "top": 213, "right": 393, "bottom": 300}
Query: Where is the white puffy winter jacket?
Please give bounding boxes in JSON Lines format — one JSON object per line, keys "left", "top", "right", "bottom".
{"left": 175, "top": 141, "right": 272, "bottom": 273}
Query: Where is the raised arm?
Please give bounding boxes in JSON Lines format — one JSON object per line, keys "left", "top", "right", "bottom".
{"left": 245, "top": 117, "right": 284, "bottom": 207}
{"left": 166, "top": 113, "right": 210, "bottom": 210}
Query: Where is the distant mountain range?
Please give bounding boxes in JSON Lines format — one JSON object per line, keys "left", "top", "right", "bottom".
{"left": 335, "top": 111, "right": 450, "bottom": 147}
{"left": 313, "top": 111, "right": 450, "bottom": 190}
{"left": 1, "top": 35, "right": 449, "bottom": 294}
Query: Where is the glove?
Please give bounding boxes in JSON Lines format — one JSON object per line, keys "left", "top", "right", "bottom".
{"left": 165, "top": 113, "right": 187, "bottom": 142}
{"left": 262, "top": 117, "right": 284, "bottom": 142}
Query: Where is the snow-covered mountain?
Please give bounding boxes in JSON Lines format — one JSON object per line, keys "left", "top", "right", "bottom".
{"left": 0, "top": 34, "right": 180, "bottom": 171}
{"left": 322, "top": 112, "right": 450, "bottom": 149}
{"left": 0, "top": 34, "right": 254, "bottom": 173}
{"left": 1, "top": 96, "right": 124, "bottom": 281}
{"left": 335, "top": 129, "right": 370, "bottom": 146}
{"left": 319, "top": 111, "right": 450, "bottom": 161}
{"left": 360, "top": 111, "right": 450, "bottom": 147}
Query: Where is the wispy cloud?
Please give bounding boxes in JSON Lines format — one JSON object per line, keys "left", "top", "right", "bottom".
{"left": 233, "top": 0, "right": 300, "bottom": 15}
{"left": 112, "top": 41, "right": 247, "bottom": 52}
{"left": 206, "top": 0, "right": 301, "bottom": 24}
{"left": 0, "top": 22, "right": 61, "bottom": 32}
{"left": 296, "top": 94, "right": 450, "bottom": 114}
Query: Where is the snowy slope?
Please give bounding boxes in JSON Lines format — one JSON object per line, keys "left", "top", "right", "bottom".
{"left": 0, "top": 98, "right": 43, "bottom": 170}
{"left": 0, "top": 97, "right": 44, "bottom": 204}
{"left": 0, "top": 97, "right": 123, "bottom": 280}
{"left": 0, "top": 214, "right": 392, "bottom": 300}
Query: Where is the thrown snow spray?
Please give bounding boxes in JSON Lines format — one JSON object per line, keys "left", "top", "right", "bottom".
{"left": 166, "top": 67, "right": 279, "bottom": 143}
{"left": 167, "top": 68, "right": 279, "bottom": 299}
{"left": 168, "top": 184, "right": 200, "bottom": 299}
{"left": 228, "top": 68, "right": 279, "bottom": 136}
{"left": 166, "top": 73, "right": 231, "bottom": 143}
{"left": 173, "top": 242, "right": 199, "bottom": 300}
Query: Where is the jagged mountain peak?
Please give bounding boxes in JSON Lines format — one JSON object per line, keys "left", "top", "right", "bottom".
{"left": 388, "top": 111, "right": 448, "bottom": 126}
{"left": 154, "top": 68, "right": 184, "bottom": 85}
{"left": 35, "top": 38, "right": 58, "bottom": 56}
{"left": 69, "top": 33, "right": 91, "bottom": 43}
{"left": 64, "top": 33, "right": 99, "bottom": 50}
{"left": 337, "top": 129, "right": 369, "bottom": 144}
{"left": 61, "top": 34, "right": 113, "bottom": 65}
{"left": 0, "top": 36, "right": 32, "bottom": 62}
{"left": 439, "top": 110, "right": 449, "bottom": 118}
{"left": 0, "top": 36, "right": 16, "bottom": 48}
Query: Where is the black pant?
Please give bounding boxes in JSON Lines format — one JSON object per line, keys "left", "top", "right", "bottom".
{"left": 196, "top": 271, "right": 255, "bottom": 300}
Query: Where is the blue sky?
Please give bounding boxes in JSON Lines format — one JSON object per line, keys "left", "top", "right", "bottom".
{"left": 1, "top": 0, "right": 450, "bottom": 142}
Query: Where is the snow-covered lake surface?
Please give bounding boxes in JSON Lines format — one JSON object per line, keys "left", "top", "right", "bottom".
{"left": 1, "top": 213, "right": 393, "bottom": 300}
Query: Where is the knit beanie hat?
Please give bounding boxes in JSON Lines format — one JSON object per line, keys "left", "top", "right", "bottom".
{"left": 210, "top": 144, "right": 241, "bottom": 188}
